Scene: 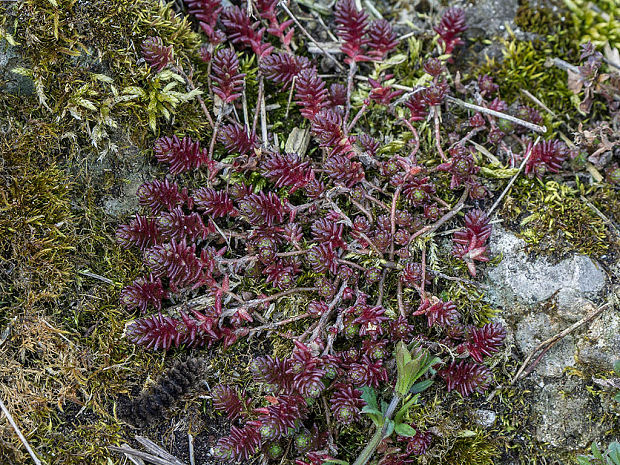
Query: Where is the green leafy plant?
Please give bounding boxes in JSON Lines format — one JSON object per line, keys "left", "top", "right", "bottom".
{"left": 578, "top": 441, "right": 620, "bottom": 465}
{"left": 352, "top": 342, "right": 440, "bottom": 465}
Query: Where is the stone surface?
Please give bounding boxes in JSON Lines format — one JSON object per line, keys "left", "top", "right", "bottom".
{"left": 576, "top": 305, "right": 620, "bottom": 371}
{"left": 485, "top": 227, "right": 606, "bottom": 307}
{"left": 532, "top": 378, "right": 607, "bottom": 448}
{"left": 514, "top": 312, "right": 576, "bottom": 377}
{"left": 483, "top": 227, "right": 617, "bottom": 451}
{"left": 464, "top": 0, "right": 519, "bottom": 40}
{"left": 555, "top": 287, "right": 598, "bottom": 323}
{"left": 473, "top": 409, "right": 497, "bottom": 428}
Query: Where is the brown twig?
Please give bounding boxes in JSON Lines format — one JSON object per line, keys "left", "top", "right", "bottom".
{"left": 307, "top": 281, "right": 347, "bottom": 343}
{"left": 420, "top": 246, "right": 427, "bottom": 295}
{"left": 396, "top": 279, "right": 405, "bottom": 317}
{"left": 347, "top": 99, "right": 369, "bottom": 134}
{"left": 174, "top": 65, "right": 214, "bottom": 129}
{"left": 285, "top": 75, "right": 296, "bottom": 119}
{"left": 433, "top": 107, "right": 448, "bottom": 162}
{"left": 253, "top": 75, "right": 264, "bottom": 137}
{"left": 511, "top": 302, "right": 611, "bottom": 384}
{"left": 344, "top": 61, "right": 357, "bottom": 126}
{"left": 323, "top": 311, "right": 344, "bottom": 356}
{"left": 245, "top": 312, "right": 311, "bottom": 336}
{"left": 218, "top": 287, "right": 321, "bottom": 320}
{"left": 408, "top": 187, "right": 469, "bottom": 244}
{"left": 375, "top": 269, "right": 388, "bottom": 307}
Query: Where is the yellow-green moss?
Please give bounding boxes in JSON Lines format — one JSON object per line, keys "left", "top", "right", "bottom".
{"left": 500, "top": 177, "right": 616, "bottom": 257}
{"left": 444, "top": 429, "right": 501, "bottom": 465}
{"left": 564, "top": 0, "right": 620, "bottom": 49}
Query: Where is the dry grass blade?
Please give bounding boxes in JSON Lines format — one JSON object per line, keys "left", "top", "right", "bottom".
{"left": 487, "top": 135, "right": 541, "bottom": 217}
{"left": 0, "top": 396, "right": 42, "bottom": 465}
{"left": 110, "top": 439, "right": 187, "bottom": 465}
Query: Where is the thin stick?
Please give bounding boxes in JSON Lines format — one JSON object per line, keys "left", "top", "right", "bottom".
{"left": 109, "top": 446, "right": 184, "bottom": 465}
{"left": 260, "top": 79, "right": 269, "bottom": 148}
{"left": 208, "top": 110, "right": 224, "bottom": 161}
{"left": 278, "top": 1, "right": 346, "bottom": 71}
{"left": 344, "top": 61, "right": 357, "bottom": 125}
{"left": 552, "top": 57, "right": 580, "bottom": 74}
{"left": 246, "top": 312, "right": 311, "bottom": 336}
{"left": 446, "top": 96, "right": 547, "bottom": 134}
{"left": 188, "top": 433, "right": 195, "bottom": 465}
{"left": 350, "top": 197, "right": 374, "bottom": 224}
{"left": 520, "top": 89, "right": 558, "bottom": 118}
{"left": 347, "top": 100, "right": 369, "bottom": 134}
{"left": 285, "top": 75, "right": 296, "bottom": 119}
{"left": 0, "top": 396, "right": 43, "bottom": 465}
{"left": 580, "top": 195, "right": 620, "bottom": 237}
{"left": 433, "top": 107, "right": 447, "bottom": 162}
{"left": 375, "top": 269, "right": 388, "bottom": 306}
{"left": 218, "top": 287, "right": 320, "bottom": 320}
{"left": 397, "top": 280, "right": 405, "bottom": 317}
{"left": 511, "top": 302, "right": 610, "bottom": 384}
{"left": 408, "top": 188, "right": 469, "bottom": 244}
{"left": 174, "top": 65, "right": 214, "bottom": 129}
{"left": 242, "top": 80, "right": 250, "bottom": 130}
{"left": 308, "top": 282, "right": 347, "bottom": 342}
{"left": 420, "top": 246, "right": 427, "bottom": 295}
{"left": 395, "top": 30, "right": 419, "bottom": 42}
{"left": 389, "top": 184, "right": 403, "bottom": 261}
{"left": 253, "top": 75, "right": 263, "bottom": 137}
{"left": 311, "top": 10, "right": 338, "bottom": 41}
{"left": 487, "top": 135, "right": 540, "bottom": 217}
{"left": 78, "top": 270, "right": 114, "bottom": 285}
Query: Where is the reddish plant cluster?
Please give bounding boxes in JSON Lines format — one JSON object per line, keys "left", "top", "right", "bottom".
{"left": 119, "top": 1, "right": 583, "bottom": 462}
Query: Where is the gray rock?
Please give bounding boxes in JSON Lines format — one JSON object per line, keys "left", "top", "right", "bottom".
{"left": 486, "top": 227, "right": 606, "bottom": 307}
{"left": 555, "top": 287, "right": 598, "bottom": 323}
{"left": 484, "top": 227, "right": 617, "bottom": 451}
{"left": 532, "top": 378, "right": 607, "bottom": 449}
{"left": 473, "top": 409, "right": 497, "bottom": 428}
{"left": 514, "top": 312, "right": 576, "bottom": 377}
{"left": 576, "top": 306, "right": 620, "bottom": 371}
{"left": 464, "top": 0, "right": 519, "bottom": 40}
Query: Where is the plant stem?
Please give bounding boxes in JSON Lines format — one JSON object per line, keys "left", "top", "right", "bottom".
{"left": 352, "top": 395, "right": 401, "bottom": 465}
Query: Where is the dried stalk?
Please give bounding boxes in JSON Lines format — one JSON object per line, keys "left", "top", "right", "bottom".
{"left": 0, "top": 396, "right": 42, "bottom": 465}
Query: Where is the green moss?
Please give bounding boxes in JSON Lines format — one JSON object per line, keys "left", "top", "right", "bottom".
{"left": 564, "top": 0, "right": 620, "bottom": 49}
{"left": 444, "top": 429, "right": 500, "bottom": 465}
{"left": 475, "top": 34, "right": 579, "bottom": 121}
{"left": 515, "top": 0, "right": 558, "bottom": 35}
{"left": 500, "top": 178, "right": 614, "bottom": 257}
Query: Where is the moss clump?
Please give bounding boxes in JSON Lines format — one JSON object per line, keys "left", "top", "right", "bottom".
{"left": 515, "top": 0, "right": 558, "bottom": 35}
{"left": 564, "top": 0, "right": 620, "bottom": 49}
{"left": 444, "top": 429, "right": 500, "bottom": 465}
{"left": 475, "top": 33, "right": 579, "bottom": 120}
{"left": 500, "top": 178, "right": 614, "bottom": 257}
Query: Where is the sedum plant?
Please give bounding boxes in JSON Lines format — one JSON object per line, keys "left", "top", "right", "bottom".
{"left": 109, "top": 0, "right": 610, "bottom": 462}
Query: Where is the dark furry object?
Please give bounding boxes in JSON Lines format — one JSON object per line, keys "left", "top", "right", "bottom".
{"left": 125, "top": 358, "right": 203, "bottom": 426}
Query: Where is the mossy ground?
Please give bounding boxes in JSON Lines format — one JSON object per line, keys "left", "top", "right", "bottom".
{"left": 0, "top": 0, "right": 618, "bottom": 464}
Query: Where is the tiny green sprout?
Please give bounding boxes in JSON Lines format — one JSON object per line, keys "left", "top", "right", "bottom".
{"left": 354, "top": 344, "right": 439, "bottom": 465}
{"left": 395, "top": 341, "right": 441, "bottom": 398}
